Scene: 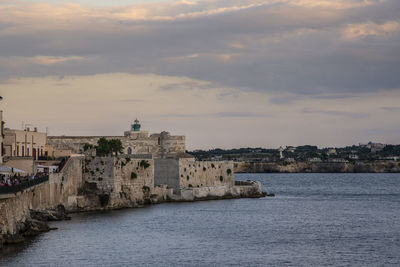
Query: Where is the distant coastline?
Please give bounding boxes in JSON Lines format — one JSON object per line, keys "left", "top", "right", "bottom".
{"left": 234, "top": 161, "right": 400, "bottom": 173}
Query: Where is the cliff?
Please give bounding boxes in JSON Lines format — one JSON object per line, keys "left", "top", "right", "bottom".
{"left": 234, "top": 161, "right": 400, "bottom": 173}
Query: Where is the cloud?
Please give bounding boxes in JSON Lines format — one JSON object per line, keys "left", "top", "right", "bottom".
{"left": 302, "top": 108, "right": 369, "bottom": 119}
{"left": 0, "top": 0, "right": 399, "bottom": 96}
{"left": 30, "top": 56, "right": 86, "bottom": 65}
{"left": 381, "top": 106, "right": 400, "bottom": 111}
{"left": 213, "top": 112, "right": 270, "bottom": 118}
{"left": 1, "top": 73, "right": 399, "bottom": 148}
{"left": 342, "top": 21, "right": 400, "bottom": 40}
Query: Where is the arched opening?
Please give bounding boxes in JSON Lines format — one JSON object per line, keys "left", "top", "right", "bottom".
{"left": 127, "top": 147, "right": 132, "bottom": 155}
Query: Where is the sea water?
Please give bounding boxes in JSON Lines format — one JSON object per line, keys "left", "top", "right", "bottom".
{"left": 1, "top": 173, "right": 399, "bottom": 266}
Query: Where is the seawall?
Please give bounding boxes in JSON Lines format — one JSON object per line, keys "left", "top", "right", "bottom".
{"left": 1, "top": 156, "right": 266, "bottom": 250}
{"left": 0, "top": 157, "right": 83, "bottom": 248}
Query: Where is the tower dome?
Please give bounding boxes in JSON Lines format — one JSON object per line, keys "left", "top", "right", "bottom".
{"left": 132, "top": 118, "right": 141, "bottom": 132}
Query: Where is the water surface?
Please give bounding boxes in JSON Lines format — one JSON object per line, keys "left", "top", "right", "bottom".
{"left": 1, "top": 173, "right": 399, "bottom": 266}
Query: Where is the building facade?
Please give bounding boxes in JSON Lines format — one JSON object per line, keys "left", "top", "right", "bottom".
{"left": 0, "top": 111, "right": 3, "bottom": 164}
{"left": 3, "top": 128, "right": 47, "bottom": 160}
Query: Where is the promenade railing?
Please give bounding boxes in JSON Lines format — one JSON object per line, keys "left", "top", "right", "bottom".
{"left": 0, "top": 175, "right": 49, "bottom": 195}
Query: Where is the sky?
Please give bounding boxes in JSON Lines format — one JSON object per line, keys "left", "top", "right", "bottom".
{"left": 0, "top": 0, "right": 399, "bottom": 149}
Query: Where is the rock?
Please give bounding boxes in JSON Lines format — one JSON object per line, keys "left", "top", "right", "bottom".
{"left": 0, "top": 235, "right": 4, "bottom": 249}
{"left": 30, "top": 204, "right": 70, "bottom": 222}
{"left": 3, "top": 234, "right": 25, "bottom": 244}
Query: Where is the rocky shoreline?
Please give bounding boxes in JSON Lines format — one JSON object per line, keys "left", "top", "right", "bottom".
{"left": 0, "top": 205, "right": 69, "bottom": 251}
{"left": 234, "top": 161, "right": 400, "bottom": 173}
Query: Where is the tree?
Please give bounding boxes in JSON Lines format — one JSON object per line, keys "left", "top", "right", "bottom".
{"left": 96, "top": 137, "right": 112, "bottom": 156}
{"left": 109, "top": 139, "right": 123, "bottom": 156}
{"left": 95, "top": 138, "right": 124, "bottom": 156}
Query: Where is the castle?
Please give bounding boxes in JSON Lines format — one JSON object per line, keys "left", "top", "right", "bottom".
{"left": 46, "top": 119, "right": 252, "bottom": 207}
{"left": 47, "top": 119, "right": 188, "bottom": 159}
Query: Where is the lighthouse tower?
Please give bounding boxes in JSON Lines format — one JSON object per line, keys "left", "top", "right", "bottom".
{"left": 124, "top": 118, "right": 148, "bottom": 139}
{"left": 279, "top": 146, "right": 284, "bottom": 159}
{"left": 132, "top": 118, "right": 141, "bottom": 132}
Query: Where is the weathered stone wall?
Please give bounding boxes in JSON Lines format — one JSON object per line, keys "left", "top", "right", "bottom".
{"left": 154, "top": 159, "right": 180, "bottom": 193}
{"left": 81, "top": 156, "right": 155, "bottom": 209}
{"left": 0, "top": 157, "right": 83, "bottom": 235}
{"left": 180, "top": 181, "right": 263, "bottom": 201}
{"left": 154, "top": 159, "right": 234, "bottom": 193}
{"left": 179, "top": 160, "right": 235, "bottom": 189}
{"left": 47, "top": 131, "right": 186, "bottom": 159}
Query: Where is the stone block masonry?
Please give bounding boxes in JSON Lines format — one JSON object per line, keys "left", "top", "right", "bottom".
{"left": 154, "top": 158, "right": 234, "bottom": 194}
{"left": 81, "top": 156, "right": 155, "bottom": 209}
{"left": 0, "top": 157, "right": 83, "bottom": 236}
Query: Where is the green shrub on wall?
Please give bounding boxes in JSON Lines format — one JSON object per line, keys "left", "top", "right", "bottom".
{"left": 77, "top": 184, "right": 87, "bottom": 195}
{"left": 99, "top": 194, "right": 110, "bottom": 207}
{"left": 142, "top": 186, "right": 150, "bottom": 192}
{"left": 227, "top": 169, "right": 232, "bottom": 175}
{"left": 220, "top": 176, "right": 223, "bottom": 182}
{"left": 188, "top": 184, "right": 193, "bottom": 188}
{"left": 140, "top": 160, "right": 150, "bottom": 169}
{"left": 203, "top": 167, "right": 206, "bottom": 171}
{"left": 211, "top": 163, "right": 215, "bottom": 168}
{"left": 186, "top": 175, "right": 190, "bottom": 181}
{"left": 131, "top": 172, "right": 137, "bottom": 179}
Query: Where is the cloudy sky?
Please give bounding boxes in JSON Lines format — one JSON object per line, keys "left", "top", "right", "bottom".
{"left": 0, "top": 0, "right": 399, "bottom": 149}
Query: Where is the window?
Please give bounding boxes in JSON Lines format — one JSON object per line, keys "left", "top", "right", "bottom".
{"left": 127, "top": 147, "right": 132, "bottom": 155}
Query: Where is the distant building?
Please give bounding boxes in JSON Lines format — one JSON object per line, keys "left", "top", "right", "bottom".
{"left": 3, "top": 128, "right": 47, "bottom": 160}
{"left": 285, "top": 146, "right": 295, "bottom": 153}
{"left": 285, "top": 158, "right": 295, "bottom": 163}
{"left": 368, "top": 142, "right": 386, "bottom": 153}
{"left": 329, "top": 158, "right": 349, "bottom": 163}
{"left": 327, "top": 148, "right": 337, "bottom": 155}
{"left": 279, "top": 146, "right": 284, "bottom": 159}
{"left": 0, "top": 111, "right": 4, "bottom": 164}
{"left": 349, "top": 154, "right": 359, "bottom": 160}
{"left": 308, "top": 157, "right": 322, "bottom": 163}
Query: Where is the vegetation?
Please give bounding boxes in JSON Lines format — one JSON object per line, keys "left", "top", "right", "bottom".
{"left": 189, "top": 144, "right": 400, "bottom": 163}
{"left": 95, "top": 138, "right": 124, "bottom": 156}
{"left": 142, "top": 186, "right": 150, "bottom": 192}
{"left": 83, "top": 143, "right": 95, "bottom": 151}
{"left": 131, "top": 172, "right": 137, "bottom": 179}
{"left": 227, "top": 169, "right": 232, "bottom": 175}
{"left": 219, "top": 176, "right": 223, "bottom": 182}
{"left": 77, "top": 184, "right": 87, "bottom": 195}
{"left": 140, "top": 160, "right": 150, "bottom": 169}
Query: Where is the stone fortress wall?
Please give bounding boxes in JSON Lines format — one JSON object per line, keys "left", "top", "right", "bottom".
{"left": 0, "top": 157, "right": 83, "bottom": 236}
{"left": 154, "top": 159, "right": 234, "bottom": 193}
{"left": 47, "top": 128, "right": 186, "bottom": 160}
{"left": 80, "top": 155, "right": 159, "bottom": 209}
